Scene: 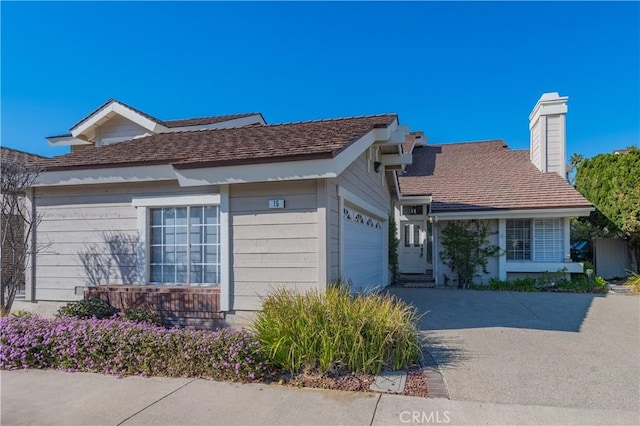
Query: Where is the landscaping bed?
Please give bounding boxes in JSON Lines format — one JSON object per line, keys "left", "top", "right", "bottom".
{"left": 1, "top": 287, "right": 429, "bottom": 397}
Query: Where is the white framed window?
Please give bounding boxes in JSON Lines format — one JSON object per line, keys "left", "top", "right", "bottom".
{"left": 506, "top": 219, "right": 531, "bottom": 261}
{"left": 133, "top": 193, "right": 226, "bottom": 288}
{"left": 149, "top": 206, "right": 220, "bottom": 285}
{"left": 506, "top": 218, "right": 564, "bottom": 262}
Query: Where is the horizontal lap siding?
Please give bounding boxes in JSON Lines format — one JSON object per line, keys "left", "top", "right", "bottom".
{"left": 338, "top": 152, "right": 391, "bottom": 215}
{"left": 545, "top": 115, "right": 564, "bottom": 175}
{"left": 97, "top": 115, "right": 150, "bottom": 146}
{"left": 230, "top": 180, "right": 319, "bottom": 311}
{"left": 34, "top": 182, "right": 218, "bottom": 301}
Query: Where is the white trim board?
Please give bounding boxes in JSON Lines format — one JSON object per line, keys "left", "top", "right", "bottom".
{"left": 338, "top": 186, "right": 387, "bottom": 220}
{"left": 35, "top": 165, "right": 177, "bottom": 187}
{"left": 71, "top": 100, "right": 167, "bottom": 138}
{"left": 431, "top": 207, "right": 593, "bottom": 221}
{"left": 132, "top": 193, "right": 221, "bottom": 207}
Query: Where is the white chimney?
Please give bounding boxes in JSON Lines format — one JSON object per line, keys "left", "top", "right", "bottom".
{"left": 529, "top": 92, "right": 569, "bottom": 180}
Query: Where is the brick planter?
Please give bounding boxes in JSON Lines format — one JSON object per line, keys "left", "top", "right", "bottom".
{"left": 85, "top": 285, "right": 224, "bottom": 329}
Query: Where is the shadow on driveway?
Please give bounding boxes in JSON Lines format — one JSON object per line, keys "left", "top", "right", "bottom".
{"left": 389, "top": 287, "right": 605, "bottom": 333}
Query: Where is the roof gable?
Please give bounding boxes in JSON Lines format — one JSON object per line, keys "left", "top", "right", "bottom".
{"left": 70, "top": 99, "right": 167, "bottom": 141}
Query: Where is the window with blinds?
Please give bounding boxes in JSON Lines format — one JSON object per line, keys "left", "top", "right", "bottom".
{"left": 533, "top": 218, "right": 564, "bottom": 262}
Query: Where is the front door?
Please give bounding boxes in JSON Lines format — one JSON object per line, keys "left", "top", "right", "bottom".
{"left": 399, "top": 220, "right": 426, "bottom": 273}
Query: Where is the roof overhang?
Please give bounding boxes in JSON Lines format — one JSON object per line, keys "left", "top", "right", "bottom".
{"left": 165, "top": 114, "right": 266, "bottom": 132}
{"left": 430, "top": 207, "right": 594, "bottom": 221}
{"left": 70, "top": 100, "right": 168, "bottom": 141}
{"left": 35, "top": 118, "right": 410, "bottom": 187}
{"left": 46, "top": 135, "right": 92, "bottom": 147}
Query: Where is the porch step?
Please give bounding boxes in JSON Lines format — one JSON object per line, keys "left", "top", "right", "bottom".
{"left": 398, "top": 274, "right": 435, "bottom": 288}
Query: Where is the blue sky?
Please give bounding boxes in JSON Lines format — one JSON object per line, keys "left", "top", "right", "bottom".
{"left": 1, "top": 2, "right": 638, "bottom": 160}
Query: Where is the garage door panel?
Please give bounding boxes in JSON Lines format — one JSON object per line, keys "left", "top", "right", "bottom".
{"left": 342, "top": 204, "right": 384, "bottom": 293}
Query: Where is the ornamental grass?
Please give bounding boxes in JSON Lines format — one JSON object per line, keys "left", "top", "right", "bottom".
{"left": 251, "top": 285, "right": 422, "bottom": 375}
{"left": 0, "top": 315, "right": 268, "bottom": 381}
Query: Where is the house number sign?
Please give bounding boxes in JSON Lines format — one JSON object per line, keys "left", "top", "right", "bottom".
{"left": 269, "top": 199, "right": 285, "bottom": 209}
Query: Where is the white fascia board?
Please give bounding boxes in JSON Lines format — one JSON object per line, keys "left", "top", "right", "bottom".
{"left": 431, "top": 207, "right": 593, "bottom": 221}
{"left": 381, "top": 153, "right": 412, "bottom": 167}
{"left": 372, "top": 120, "right": 399, "bottom": 142}
{"left": 34, "top": 165, "right": 177, "bottom": 187}
{"left": 166, "top": 115, "right": 265, "bottom": 132}
{"left": 175, "top": 125, "right": 395, "bottom": 187}
{"left": 46, "top": 136, "right": 92, "bottom": 146}
{"left": 175, "top": 158, "right": 338, "bottom": 186}
{"left": 71, "top": 101, "right": 166, "bottom": 138}
{"left": 397, "top": 195, "right": 433, "bottom": 204}
{"left": 390, "top": 125, "right": 409, "bottom": 144}
{"left": 506, "top": 261, "right": 583, "bottom": 274}
{"left": 338, "top": 186, "right": 387, "bottom": 220}
{"left": 132, "top": 193, "right": 220, "bottom": 207}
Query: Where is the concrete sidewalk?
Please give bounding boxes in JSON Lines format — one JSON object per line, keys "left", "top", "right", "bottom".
{"left": 2, "top": 370, "right": 637, "bottom": 425}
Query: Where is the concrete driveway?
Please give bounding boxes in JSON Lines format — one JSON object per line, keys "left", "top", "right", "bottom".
{"left": 389, "top": 288, "right": 640, "bottom": 412}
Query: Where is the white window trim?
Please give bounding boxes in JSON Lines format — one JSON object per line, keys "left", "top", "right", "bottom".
{"left": 132, "top": 188, "right": 230, "bottom": 311}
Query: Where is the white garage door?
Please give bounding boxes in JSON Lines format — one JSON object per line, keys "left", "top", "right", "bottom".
{"left": 342, "top": 204, "right": 384, "bottom": 294}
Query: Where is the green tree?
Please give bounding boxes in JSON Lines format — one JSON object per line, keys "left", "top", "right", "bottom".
{"left": 439, "top": 220, "right": 500, "bottom": 287}
{"left": 573, "top": 147, "right": 640, "bottom": 272}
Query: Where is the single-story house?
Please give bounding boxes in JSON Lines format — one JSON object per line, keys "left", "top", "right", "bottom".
{"left": 24, "top": 93, "right": 592, "bottom": 326}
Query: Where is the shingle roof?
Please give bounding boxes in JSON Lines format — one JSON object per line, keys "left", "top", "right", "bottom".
{"left": 163, "top": 113, "right": 262, "bottom": 128}
{"left": 69, "top": 98, "right": 262, "bottom": 132}
{"left": 70, "top": 98, "right": 163, "bottom": 130}
{"left": 398, "top": 140, "right": 592, "bottom": 212}
{"left": 43, "top": 114, "right": 397, "bottom": 171}
{"left": 1, "top": 147, "right": 46, "bottom": 164}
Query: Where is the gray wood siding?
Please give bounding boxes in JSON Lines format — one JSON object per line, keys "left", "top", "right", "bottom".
{"left": 530, "top": 119, "right": 541, "bottom": 170}
{"left": 33, "top": 182, "right": 218, "bottom": 301}
{"left": 337, "top": 152, "right": 391, "bottom": 214}
{"left": 229, "top": 180, "right": 320, "bottom": 311}
{"left": 327, "top": 184, "right": 340, "bottom": 281}
{"left": 545, "top": 114, "right": 564, "bottom": 176}
{"left": 96, "top": 115, "right": 150, "bottom": 146}
{"left": 326, "top": 151, "right": 392, "bottom": 283}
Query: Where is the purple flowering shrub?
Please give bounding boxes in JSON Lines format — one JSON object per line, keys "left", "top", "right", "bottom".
{"left": 0, "top": 316, "right": 268, "bottom": 381}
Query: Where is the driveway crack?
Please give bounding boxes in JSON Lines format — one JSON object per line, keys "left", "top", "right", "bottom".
{"left": 369, "top": 393, "right": 382, "bottom": 426}
{"left": 116, "top": 378, "right": 197, "bottom": 425}
{"left": 509, "top": 291, "right": 540, "bottom": 319}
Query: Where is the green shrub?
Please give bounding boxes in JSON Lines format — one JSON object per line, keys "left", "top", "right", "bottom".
{"left": 56, "top": 298, "right": 117, "bottom": 320}
{"left": 624, "top": 272, "right": 640, "bottom": 294}
{"left": 251, "top": 285, "right": 421, "bottom": 375}
{"left": 122, "top": 308, "right": 163, "bottom": 326}
{"left": 11, "top": 310, "right": 34, "bottom": 318}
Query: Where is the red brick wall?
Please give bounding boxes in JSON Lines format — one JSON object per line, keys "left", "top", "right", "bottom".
{"left": 85, "top": 286, "right": 224, "bottom": 328}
